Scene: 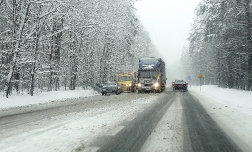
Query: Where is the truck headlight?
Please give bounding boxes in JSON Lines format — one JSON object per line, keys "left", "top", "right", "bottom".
{"left": 137, "top": 83, "right": 141, "bottom": 87}
{"left": 129, "top": 83, "right": 132, "bottom": 87}
{"left": 154, "top": 83, "right": 159, "bottom": 87}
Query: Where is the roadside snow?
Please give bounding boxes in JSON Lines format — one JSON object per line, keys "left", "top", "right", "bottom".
{"left": 0, "top": 88, "right": 98, "bottom": 109}
{"left": 189, "top": 85, "right": 252, "bottom": 152}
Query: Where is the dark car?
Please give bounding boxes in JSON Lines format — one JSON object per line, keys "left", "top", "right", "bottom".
{"left": 172, "top": 80, "right": 188, "bottom": 91}
{"left": 102, "top": 81, "right": 121, "bottom": 95}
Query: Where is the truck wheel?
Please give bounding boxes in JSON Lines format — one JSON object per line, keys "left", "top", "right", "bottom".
{"left": 138, "top": 90, "right": 142, "bottom": 93}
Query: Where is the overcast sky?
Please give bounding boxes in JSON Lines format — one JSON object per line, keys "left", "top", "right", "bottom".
{"left": 134, "top": 0, "right": 201, "bottom": 66}
{"left": 135, "top": 0, "right": 201, "bottom": 81}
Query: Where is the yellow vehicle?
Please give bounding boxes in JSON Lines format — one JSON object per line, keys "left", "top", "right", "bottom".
{"left": 117, "top": 73, "right": 136, "bottom": 92}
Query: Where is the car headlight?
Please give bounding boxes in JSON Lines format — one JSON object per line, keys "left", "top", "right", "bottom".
{"left": 129, "top": 83, "right": 132, "bottom": 87}
{"left": 137, "top": 83, "right": 141, "bottom": 87}
{"left": 154, "top": 83, "right": 159, "bottom": 87}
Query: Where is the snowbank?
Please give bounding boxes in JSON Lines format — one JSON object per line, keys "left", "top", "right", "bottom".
{"left": 0, "top": 89, "right": 99, "bottom": 110}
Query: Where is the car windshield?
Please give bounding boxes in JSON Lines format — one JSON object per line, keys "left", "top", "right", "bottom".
{"left": 139, "top": 71, "right": 159, "bottom": 79}
{"left": 118, "top": 76, "right": 132, "bottom": 81}
{"left": 175, "top": 80, "right": 185, "bottom": 84}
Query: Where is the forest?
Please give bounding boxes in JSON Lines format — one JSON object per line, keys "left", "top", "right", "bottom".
{"left": 182, "top": 0, "right": 252, "bottom": 91}
{"left": 0, "top": 0, "right": 156, "bottom": 97}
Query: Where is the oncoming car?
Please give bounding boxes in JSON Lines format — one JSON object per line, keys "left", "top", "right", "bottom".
{"left": 102, "top": 81, "right": 121, "bottom": 95}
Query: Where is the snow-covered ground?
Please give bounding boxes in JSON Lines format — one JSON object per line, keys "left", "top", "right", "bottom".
{"left": 0, "top": 85, "right": 252, "bottom": 151}
{"left": 189, "top": 85, "right": 252, "bottom": 152}
{"left": 0, "top": 88, "right": 98, "bottom": 109}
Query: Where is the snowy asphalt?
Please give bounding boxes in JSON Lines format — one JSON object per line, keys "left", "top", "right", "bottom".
{"left": 181, "top": 92, "right": 241, "bottom": 152}
{"left": 0, "top": 90, "right": 242, "bottom": 152}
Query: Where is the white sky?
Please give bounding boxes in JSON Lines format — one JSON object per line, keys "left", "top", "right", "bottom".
{"left": 134, "top": 0, "right": 201, "bottom": 65}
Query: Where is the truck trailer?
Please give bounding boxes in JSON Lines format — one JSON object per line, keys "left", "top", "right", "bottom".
{"left": 136, "top": 57, "right": 166, "bottom": 93}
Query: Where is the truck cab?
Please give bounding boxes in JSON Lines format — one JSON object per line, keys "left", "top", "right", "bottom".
{"left": 136, "top": 57, "right": 166, "bottom": 93}
{"left": 137, "top": 70, "right": 163, "bottom": 93}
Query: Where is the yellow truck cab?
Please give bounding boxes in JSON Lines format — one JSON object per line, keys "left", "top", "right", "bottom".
{"left": 117, "top": 73, "right": 136, "bottom": 92}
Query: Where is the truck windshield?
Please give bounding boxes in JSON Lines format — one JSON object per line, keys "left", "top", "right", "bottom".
{"left": 139, "top": 71, "right": 159, "bottom": 79}
{"left": 118, "top": 76, "right": 132, "bottom": 81}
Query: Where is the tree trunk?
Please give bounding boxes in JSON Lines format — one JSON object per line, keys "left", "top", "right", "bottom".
{"left": 5, "top": 1, "right": 31, "bottom": 97}
{"left": 243, "top": 0, "right": 252, "bottom": 90}
{"left": 5, "top": 0, "right": 16, "bottom": 98}
{"left": 49, "top": 17, "right": 63, "bottom": 91}
{"left": 30, "top": 6, "right": 40, "bottom": 96}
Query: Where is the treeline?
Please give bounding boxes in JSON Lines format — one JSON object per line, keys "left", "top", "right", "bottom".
{"left": 0, "top": 0, "right": 156, "bottom": 97}
{"left": 181, "top": 0, "right": 252, "bottom": 90}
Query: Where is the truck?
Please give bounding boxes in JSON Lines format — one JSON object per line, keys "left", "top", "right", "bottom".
{"left": 136, "top": 57, "right": 166, "bottom": 93}
{"left": 117, "top": 73, "right": 136, "bottom": 92}
{"left": 172, "top": 80, "right": 188, "bottom": 91}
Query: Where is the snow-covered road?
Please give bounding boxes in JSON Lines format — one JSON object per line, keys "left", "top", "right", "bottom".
{"left": 140, "top": 94, "right": 184, "bottom": 152}
{"left": 0, "top": 85, "right": 251, "bottom": 152}
{"left": 0, "top": 93, "right": 160, "bottom": 152}
{"left": 189, "top": 86, "right": 252, "bottom": 152}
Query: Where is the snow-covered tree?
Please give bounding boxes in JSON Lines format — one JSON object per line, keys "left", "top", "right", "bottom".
{"left": 183, "top": 0, "right": 252, "bottom": 90}
{"left": 0, "top": 0, "right": 157, "bottom": 97}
